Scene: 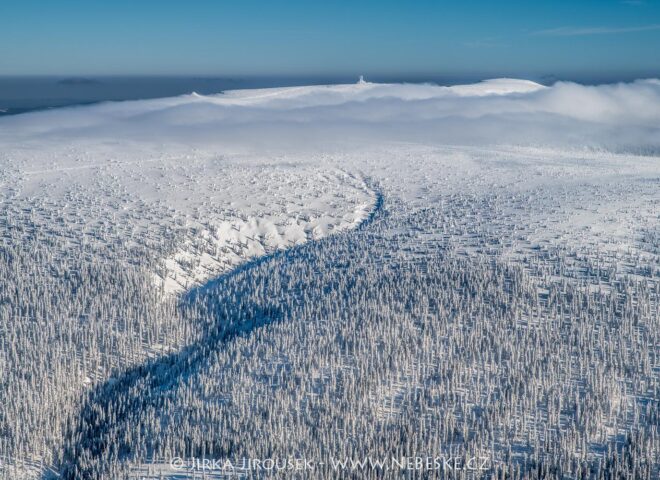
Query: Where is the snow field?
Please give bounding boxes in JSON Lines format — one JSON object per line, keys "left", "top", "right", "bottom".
{"left": 0, "top": 78, "right": 658, "bottom": 478}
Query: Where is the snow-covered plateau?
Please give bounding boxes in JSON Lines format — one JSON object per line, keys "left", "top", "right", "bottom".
{"left": 0, "top": 78, "right": 658, "bottom": 479}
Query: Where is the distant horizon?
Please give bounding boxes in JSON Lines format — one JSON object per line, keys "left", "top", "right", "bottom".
{"left": 2, "top": 71, "right": 659, "bottom": 119}
{"left": 2, "top": 71, "right": 659, "bottom": 117}
{"left": 2, "top": 70, "right": 660, "bottom": 83}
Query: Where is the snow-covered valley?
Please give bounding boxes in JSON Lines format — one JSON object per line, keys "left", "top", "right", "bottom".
{"left": 0, "top": 79, "right": 658, "bottom": 479}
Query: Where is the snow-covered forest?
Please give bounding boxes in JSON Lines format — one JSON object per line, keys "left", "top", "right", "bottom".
{"left": 0, "top": 79, "right": 658, "bottom": 479}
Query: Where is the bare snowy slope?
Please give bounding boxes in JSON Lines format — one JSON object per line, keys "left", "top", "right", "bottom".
{"left": 2, "top": 77, "right": 658, "bottom": 294}
{"left": 0, "top": 78, "right": 554, "bottom": 295}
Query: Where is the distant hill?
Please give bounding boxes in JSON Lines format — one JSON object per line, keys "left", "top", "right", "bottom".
{"left": 57, "top": 77, "right": 101, "bottom": 86}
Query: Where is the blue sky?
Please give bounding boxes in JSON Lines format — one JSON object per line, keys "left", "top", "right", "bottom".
{"left": 1, "top": 0, "right": 659, "bottom": 77}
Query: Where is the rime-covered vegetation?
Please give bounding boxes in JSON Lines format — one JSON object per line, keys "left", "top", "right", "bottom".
{"left": 0, "top": 204, "right": 190, "bottom": 478}
{"left": 59, "top": 193, "right": 659, "bottom": 479}
{"left": 1, "top": 80, "right": 659, "bottom": 479}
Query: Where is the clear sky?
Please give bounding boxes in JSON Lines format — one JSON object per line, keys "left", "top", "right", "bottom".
{"left": 1, "top": 0, "right": 659, "bottom": 78}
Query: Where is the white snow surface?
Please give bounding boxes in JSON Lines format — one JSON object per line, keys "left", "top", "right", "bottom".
{"left": 1, "top": 77, "right": 659, "bottom": 296}
{"left": 1, "top": 78, "right": 660, "bottom": 478}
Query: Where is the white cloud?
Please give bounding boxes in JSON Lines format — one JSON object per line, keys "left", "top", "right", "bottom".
{"left": 533, "top": 24, "right": 660, "bottom": 36}
{"left": 2, "top": 78, "right": 660, "bottom": 153}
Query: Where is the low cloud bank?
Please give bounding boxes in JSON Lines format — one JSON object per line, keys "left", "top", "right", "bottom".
{"left": 2, "top": 78, "right": 660, "bottom": 153}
